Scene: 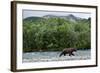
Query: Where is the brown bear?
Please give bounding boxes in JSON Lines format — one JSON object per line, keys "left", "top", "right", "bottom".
{"left": 59, "top": 48, "right": 77, "bottom": 57}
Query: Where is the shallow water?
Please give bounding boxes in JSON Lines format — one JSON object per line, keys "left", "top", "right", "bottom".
{"left": 22, "top": 50, "right": 91, "bottom": 63}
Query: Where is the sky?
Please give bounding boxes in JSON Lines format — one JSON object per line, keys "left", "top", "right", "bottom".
{"left": 23, "top": 10, "right": 91, "bottom": 19}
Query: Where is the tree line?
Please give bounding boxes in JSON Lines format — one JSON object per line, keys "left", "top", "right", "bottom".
{"left": 23, "top": 16, "right": 91, "bottom": 52}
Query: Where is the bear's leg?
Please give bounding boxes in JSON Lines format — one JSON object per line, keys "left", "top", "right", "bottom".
{"left": 69, "top": 53, "right": 72, "bottom": 56}
{"left": 69, "top": 52, "right": 75, "bottom": 56}
{"left": 59, "top": 52, "right": 64, "bottom": 57}
{"left": 64, "top": 53, "right": 66, "bottom": 56}
{"left": 71, "top": 53, "right": 75, "bottom": 56}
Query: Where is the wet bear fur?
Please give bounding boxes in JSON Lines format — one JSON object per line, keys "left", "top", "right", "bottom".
{"left": 59, "top": 48, "right": 77, "bottom": 57}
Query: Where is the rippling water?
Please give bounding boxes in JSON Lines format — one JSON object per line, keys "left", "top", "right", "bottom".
{"left": 22, "top": 50, "right": 91, "bottom": 63}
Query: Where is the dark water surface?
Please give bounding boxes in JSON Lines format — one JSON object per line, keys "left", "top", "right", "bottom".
{"left": 23, "top": 50, "right": 91, "bottom": 63}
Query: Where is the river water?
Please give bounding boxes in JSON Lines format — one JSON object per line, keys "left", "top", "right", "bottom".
{"left": 22, "top": 50, "right": 91, "bottom": 63}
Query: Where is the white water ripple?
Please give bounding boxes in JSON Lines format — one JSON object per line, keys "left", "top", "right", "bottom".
{"left": 22, "top": 50, "right": 91, "bottom": 63}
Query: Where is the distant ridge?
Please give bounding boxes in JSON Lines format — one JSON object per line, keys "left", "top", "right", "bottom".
{"left": 23, "top": 14, "right": 86, "bottom": 22}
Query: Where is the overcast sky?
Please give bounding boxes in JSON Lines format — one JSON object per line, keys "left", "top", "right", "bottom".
{"left": 23, "top": 10, "right": 91, "bottom": 19}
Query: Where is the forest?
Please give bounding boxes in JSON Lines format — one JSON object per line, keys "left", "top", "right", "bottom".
{"left": 23, "top": 14, "right": 91, "bottom": 52}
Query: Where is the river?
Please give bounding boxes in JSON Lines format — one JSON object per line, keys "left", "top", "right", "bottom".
{"left": 22, "top": 50, "right": 91, "bottom": 63}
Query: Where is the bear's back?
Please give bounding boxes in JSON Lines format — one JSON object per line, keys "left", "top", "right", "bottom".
{"left": 63, "top": 48, "right": 76, "bottom": 52}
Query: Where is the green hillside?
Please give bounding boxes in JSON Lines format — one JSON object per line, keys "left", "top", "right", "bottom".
{"left": 23, "top": 15, "right": 91, "bottom": 52}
